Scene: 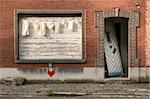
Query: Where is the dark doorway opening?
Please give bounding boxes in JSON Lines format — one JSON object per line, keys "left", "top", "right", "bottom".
{"left": 104, "top": 17, "right": 128, "bottom": 78}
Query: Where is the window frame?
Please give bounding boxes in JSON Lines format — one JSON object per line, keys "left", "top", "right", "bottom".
{"left": 14, "top": 10, "right": 86, "bottom": 64}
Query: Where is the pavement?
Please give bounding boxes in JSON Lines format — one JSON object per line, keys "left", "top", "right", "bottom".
{"left": 0, "top": 83, "right": 150, "bottom": 98}
{"left": 0, "top": 95, "right": 149, "bottom": 99}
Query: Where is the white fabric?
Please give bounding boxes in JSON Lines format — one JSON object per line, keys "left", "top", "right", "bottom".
{"left": 32, "top": 20, "right": 39, "bottom": 37}
{"left": 54, "top": 22, "right": 58, "bottom": 33}
{"left": 21, "top": 19, "right": 29, "bottom": 36}
{"left": 55, "top": 22, "right": 64, "bottom": 34}
{"left": 67, "top": 21, "right": 74, "bottom": 30}
{"left": 39, "top": 22, "right": 46, "bottom": 36}
{"left": 21, "top": 18, "right": 82, "bottom": 37}
{"left": 46, "top": 22, "right": 55, "bottom": 30}
{"left": 59, "top": 21, "right": 65, "bottom": 33}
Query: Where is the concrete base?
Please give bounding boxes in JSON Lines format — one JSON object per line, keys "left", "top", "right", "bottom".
{"left": 0, "top": 67, "right": 104, "bottom": 82}
{"left": 130, "top": 67, "right": 140, "bottom": 82}
{"left": 139, "top": 67, "right": 150, "bottom": 82}
{"left": 0, "top": 67, "right": 149, "bottom": 83}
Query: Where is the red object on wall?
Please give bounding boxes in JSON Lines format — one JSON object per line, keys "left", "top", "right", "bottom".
{"left": 48, "top": 70, "right": 55, "bottom": 77}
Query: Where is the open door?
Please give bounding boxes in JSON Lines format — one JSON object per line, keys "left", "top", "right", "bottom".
{"left": 104, "top": 17, "right": 128, "bottom": 78}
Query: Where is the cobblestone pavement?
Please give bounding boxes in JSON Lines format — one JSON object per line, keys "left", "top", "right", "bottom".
{"left": 0, "top": 83, "right": 150, "bottom": 97}
{"left": 0, "top": 96, "right": 150, "bottom": 99}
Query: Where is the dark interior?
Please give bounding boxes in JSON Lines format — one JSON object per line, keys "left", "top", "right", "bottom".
{"left": 105, "top": 17, "right": 129, "bottom": 78}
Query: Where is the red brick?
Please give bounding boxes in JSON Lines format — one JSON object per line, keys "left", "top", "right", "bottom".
{"left": 0, "top": 0, "right": 147, "bottom": 68}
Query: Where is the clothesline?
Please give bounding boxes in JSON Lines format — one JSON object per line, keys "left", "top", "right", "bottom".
{"left": 21, "top": 18, "right": 82, "bottom": 37}
{"left": 24, "top": 17, "right": 82, "bottom": 23}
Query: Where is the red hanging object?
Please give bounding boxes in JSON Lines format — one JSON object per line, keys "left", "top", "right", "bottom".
{"left": 47, "top": 68, "right": 55, "bottom": 77}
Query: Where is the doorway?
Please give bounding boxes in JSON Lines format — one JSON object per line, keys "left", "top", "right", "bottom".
{"left": 104, "top": 17, "right": 128, "bottom": 78}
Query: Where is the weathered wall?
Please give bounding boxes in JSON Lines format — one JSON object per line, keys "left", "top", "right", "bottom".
{"left": 0, "top": 0, "right": 146, "bottom": 68}
{"left": 145, "top": 0, "right": 150, "bottom": 67}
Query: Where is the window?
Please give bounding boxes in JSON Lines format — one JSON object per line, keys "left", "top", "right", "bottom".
{"left": 14, "top": 10, "right": 85, "bottom": 63}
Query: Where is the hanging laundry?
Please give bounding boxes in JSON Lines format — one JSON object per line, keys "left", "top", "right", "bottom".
{"left": 54, "top": 21, "right": 64, "bottom": 34}
{"left": 62, "top": 20, "right": 68, "bottom": 33}
{"left": 45, "top": 21, "right": 54, "bottom": 37}
{"left": 31, "top": 19, "right": 40, "bottom": 38}
{"left": 46, "top": 22, "right": 55, "bottom": 31}
{"left": 39, "top": 22, "right": 46, "bottom": 36}
{"left": 21, "top": 19, "right": 30, "bottom": 36}
{"left": 76, "top": 19, "right": 82, "bottom": 33}
{"left": 59, "top": 21, "right": 65, "bottom": 34}
{"left": 72, "top": 20, "right": 78, "bottom": 32}
{"left": 67, "top": 20, "right": 74, "bottom": 31}
{"left": 54, "top": 22, "right": 59, "bottom": 34}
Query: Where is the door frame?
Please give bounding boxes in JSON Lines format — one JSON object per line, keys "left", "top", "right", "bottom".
{"left": 95, "top": 8, "right": 140, "bottom": 81}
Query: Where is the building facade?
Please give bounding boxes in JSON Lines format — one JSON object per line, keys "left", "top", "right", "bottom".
{"left": 0, "top": 0, "right": 149, "bottom": 82}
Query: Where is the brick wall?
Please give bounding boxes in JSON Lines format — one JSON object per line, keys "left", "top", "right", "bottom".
{"left": 145, "top": 0, "right": 150, "bottom": 67}
{"left": 0, "top": 0, "right": 146, "bottom": 67}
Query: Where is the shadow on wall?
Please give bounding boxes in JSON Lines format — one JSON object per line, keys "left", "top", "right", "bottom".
{"left": 17, "top": 68, "right": 47, "bottom": 74}
{"left": 17, "top": 67, "right": 83, "bottom": 74}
